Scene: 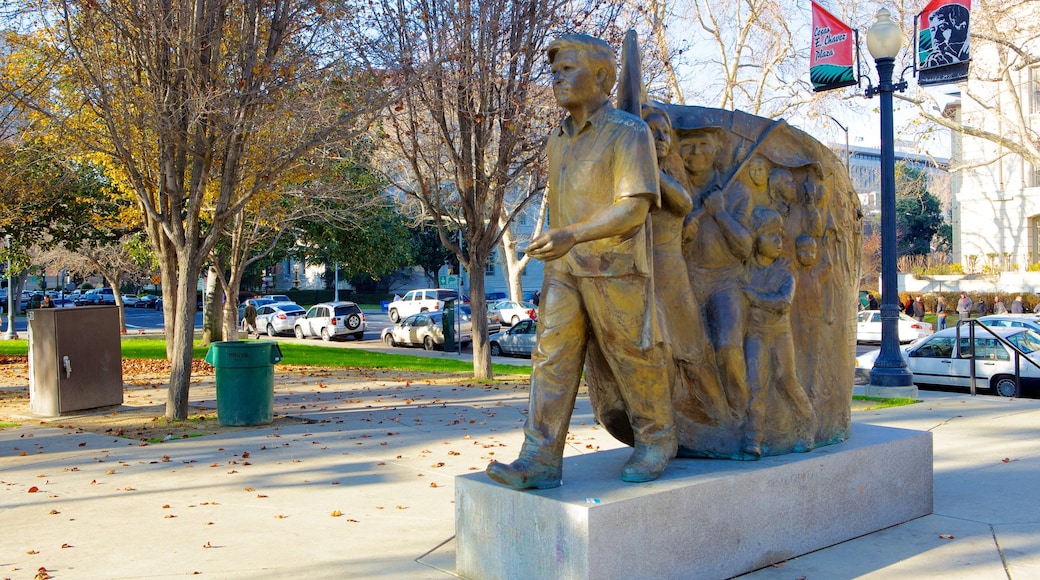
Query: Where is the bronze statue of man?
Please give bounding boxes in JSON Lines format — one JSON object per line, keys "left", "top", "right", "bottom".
{"left": 485, "top": 34, "right": 676, "bottom": 490}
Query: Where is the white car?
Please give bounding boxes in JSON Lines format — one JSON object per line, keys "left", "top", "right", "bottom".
{"left": 387, "top": 289, "right": 459, "bottom": 323}
{"left": 855, "top": 326, "right": 1040, "bottom": 397}
{"left": 294, "top": 301, "right": 366, "bottom": 341}
{"left": 121, "top": 294, "right": 140, "bottom": 307}
{"left": 262, "top": 294, "right": 294, "bottom": 304}
{"left": 256, "top": 302, "right": 307, "bottom": 336}
{"left": 856, "top": 310, "right": 933, "bottom": 343}
{"left": 489, "top": 300, "right": 537, "bottom": 326}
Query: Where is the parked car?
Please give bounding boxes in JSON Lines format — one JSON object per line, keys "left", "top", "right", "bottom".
{"left": 381, "top": 311, "right": 472, "bottom": 350}
{"left": 294, "top": 301, "right": 366, "bottom": 341}
{"left": 74, "top": 290, "right": 95, "bottom": 306}
{"left": 134, "top": 295, "right": 159, "bottom": 308}
{"left": 121, "top": 294, "right": 140, "bottom": 307}
{"left": 856, "top": 310, "right": 933, "bottom": 343}
{"left": 459, "top": 304, "right": 500, "bottom": 336}
{"left": 855, "top": 326, "right": 1040, "bottom": 397}
{"left": 387, "top": 288, "right": 459, "bottom": 323}
{"left": 489, "top": 300, "right": 537, "bottom": 326}
{"left": 78, "top": 288, "right": 116, "bottom": 306}
{"left": 256, "top": 302, "right": 307, "bottom": 336}
{"left": 485, "top": 291, "right": 507, "bottom": 303}
{"left": 239, "top": 298, "right": 275, "bottom": 323}
{"left": 489, "top": 319, "right": 538, "bottom": 358}
{"left": 977, "top": 314, "right": 1040, "bottom": 333}
{"left": 50, "top": 297, "right": 76, "bottom": 309}
{"left": 262, "top": 294, "right": 294, "bottom": 304}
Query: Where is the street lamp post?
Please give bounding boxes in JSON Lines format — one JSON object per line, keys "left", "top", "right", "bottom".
{"left": 333, "top": 263, "right": 340, "bottom": 302}
{"left": 865, "top": 8, "right": 914, "bottom": 397}
{"left": 4, "top": 235, "right": 18, "bottom": 340}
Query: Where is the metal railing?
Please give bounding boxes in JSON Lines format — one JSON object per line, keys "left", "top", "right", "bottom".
{"left": 955, "top": 319, "right": 1040, "bottom": 397}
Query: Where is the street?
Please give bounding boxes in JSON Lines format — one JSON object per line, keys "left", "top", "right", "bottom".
{"left": 4, "top": 306, "right": 882, "bottom": 353}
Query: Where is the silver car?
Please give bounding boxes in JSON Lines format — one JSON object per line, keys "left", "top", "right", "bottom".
{"left": 855, "top": 326, "right": 1040, "bottom": 397}
{"left": 489, "top": 319, "right": 537, "bottom": 358}
{"left": 977, "top": 314, "right": 1040, "bottom": 333}
{"left": 294, "top": 301, "right": 366, "bottom": 341}
{"left": 256, "top": 302, "right": 307, "bottom": 336}
{"left": 381, "top": 311, "right": 472, "bottom": 350}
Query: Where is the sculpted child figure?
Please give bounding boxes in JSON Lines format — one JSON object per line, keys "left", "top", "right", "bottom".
{"left": 680, "top": 129, "right": 753, "bottom": 420}
{"left": 742, "top": 207, "right": 816, "bottom": 457}
{"left": 485, "top": 34, "right": 675, "bottom": 490}
{"left": 641, "top": 105, "right": 728, "bottom": 422}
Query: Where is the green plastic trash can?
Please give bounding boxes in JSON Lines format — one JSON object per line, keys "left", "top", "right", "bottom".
{"left": 204, "top": 341, "right": 283, "bottom": 426}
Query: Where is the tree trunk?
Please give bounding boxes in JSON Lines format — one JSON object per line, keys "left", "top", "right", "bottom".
{"left": 500, "top": 226, "right": 527, "bottom": 301}
{"left": 199, "top": 265, "right": 223, "bottom": 346}
{"left": 165, "top": 257, "right": 201, "bottom": 420}
{"left": 465, "top": 263, "right": 492, "bottom": 380}
{"left": 101, "top": 273, "right": 126, "bottom": 333}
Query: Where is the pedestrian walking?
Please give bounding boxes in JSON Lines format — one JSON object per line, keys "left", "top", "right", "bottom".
{"left": 243, "top": 300, "right": 259, "bottom": 339}
{"left": 957, "top": 291, "right": 973, "bottom": 320}
{"left": 912, "top": 295, "right": 925, "bottom": 322}
{"left": 867, "top": 293, "right": 879, "bottom": 310}
{"left": 1012, "top": 295, "right": 1025, "bottom": 314}
{"left": 975, "top": 297, "right": 987, "bottom": 317}
{"left": 936, "top": 296, "right": 947, "bottom": 330}
{"left": 993, "top": 296, "right": 1008, "bottom": 314}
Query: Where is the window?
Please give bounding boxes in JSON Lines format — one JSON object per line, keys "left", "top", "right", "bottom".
{"left": 959, "top": 337, "right": 1010, "bottom": 360}
{"left": 1029, "top": 164, "right": 1040, "bottom": 188}
{"left": 1008, "top": 330, "right": 1040, "bottom": 353}
{"left": 911, "top": 336, "right": 955, "bottom": 358}
{"left": 1031, "top": 66, "right": 1040, "bottom": 115}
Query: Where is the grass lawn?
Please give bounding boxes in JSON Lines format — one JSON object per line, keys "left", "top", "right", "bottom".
{"left": 0, "top": 337, "right": 531, "bottom": 376}
{"left": 851, "top": 395, "right": 918, "bottom": 410}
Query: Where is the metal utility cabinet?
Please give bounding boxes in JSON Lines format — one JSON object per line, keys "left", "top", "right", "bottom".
{"left": 28, "top": 306, "right": 123, "bottom": 416}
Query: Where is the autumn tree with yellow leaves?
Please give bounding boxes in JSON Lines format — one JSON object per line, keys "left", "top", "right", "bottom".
{"left": 2, "top": 0, "right": 398, "bottom": 419}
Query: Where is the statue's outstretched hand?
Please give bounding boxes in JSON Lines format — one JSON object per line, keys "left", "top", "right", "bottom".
{"left": 527, "top": 229, "right": 576, "bottom": 262}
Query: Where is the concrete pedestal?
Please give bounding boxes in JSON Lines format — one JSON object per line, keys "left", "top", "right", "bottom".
{"left": 456, "top": 423, "right": 932, "bottom": 580}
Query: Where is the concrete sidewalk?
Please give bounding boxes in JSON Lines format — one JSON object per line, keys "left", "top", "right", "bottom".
{"left": 3, "top": 378, "right": 1039, "bottom": 579}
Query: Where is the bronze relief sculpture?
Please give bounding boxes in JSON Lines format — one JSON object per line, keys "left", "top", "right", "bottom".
{"left": 487, "top": 32, "right": 861, "bottom": 489}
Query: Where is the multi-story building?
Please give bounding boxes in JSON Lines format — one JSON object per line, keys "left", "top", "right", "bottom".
{"left": 830, "top": 143, "right": 950, "bottom": 217}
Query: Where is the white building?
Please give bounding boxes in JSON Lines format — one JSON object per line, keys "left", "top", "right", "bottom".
{"left": 944, "top": 16, "right": 1040, "bottom": 272}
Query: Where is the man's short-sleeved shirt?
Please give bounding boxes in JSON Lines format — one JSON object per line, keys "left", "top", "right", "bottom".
{"left": 546, "top": 103, "right": 659, "bottom": 277}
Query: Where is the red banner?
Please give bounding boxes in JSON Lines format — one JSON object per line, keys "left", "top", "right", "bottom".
{"left": 917, "top": 0, "right": 971, "bottom": 85}
{"left": 811, "top": 2, "right": 856, "bottom": 92}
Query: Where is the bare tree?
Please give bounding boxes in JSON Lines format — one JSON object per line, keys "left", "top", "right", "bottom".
{"left": 892, "top": 1, "right": 1040, "bottom": 171}
{"left": 676, "top": 0, "right": 815, "bottom": 116}
{"left": 5, "top": 1, "right": 397, "bottom": 419}
{"left": 43, "top": 237, "right": 150, "bottom": 332}
{"left": 497, "top": 174, "right": 550, "bottom": 301}
{"left": 365, "top": 0, "right": 592, "bottom": 379}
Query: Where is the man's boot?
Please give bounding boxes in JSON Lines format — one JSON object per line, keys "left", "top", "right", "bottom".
{"left": 621, "top": 431, "right": 677, "bottom": 483}
{"left": 486, "top": 456, "right": 562, "bottom": 490}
